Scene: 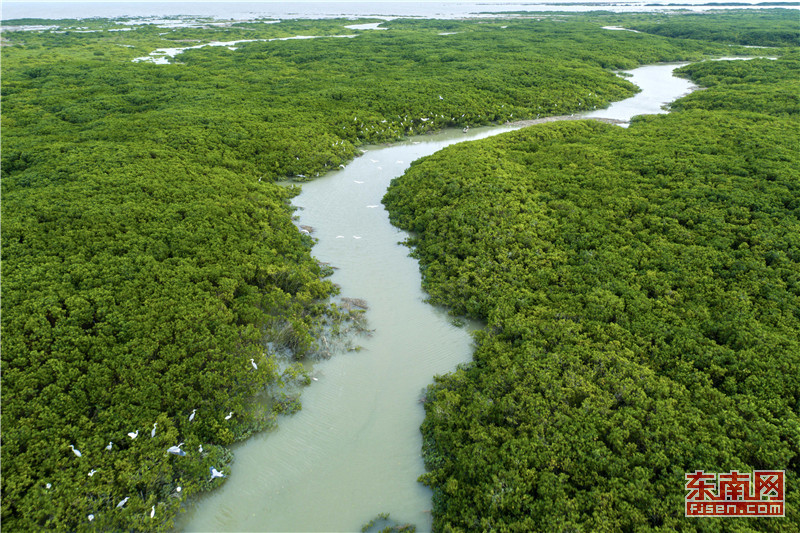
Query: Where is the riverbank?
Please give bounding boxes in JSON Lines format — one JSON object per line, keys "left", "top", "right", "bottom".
{"left": 507, "top": 115, "right": 626, "bottom": 127}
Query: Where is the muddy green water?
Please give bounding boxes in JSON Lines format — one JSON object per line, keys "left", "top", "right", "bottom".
{"left": 178, "top": 62, "right": 695, "bottom": 532}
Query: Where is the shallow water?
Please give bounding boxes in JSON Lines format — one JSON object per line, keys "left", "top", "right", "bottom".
{"left": 3, "top": 1, "right": 794, "bottom": 22}
{"left": 178, "top": 62, "right": 696, "bottom": 533}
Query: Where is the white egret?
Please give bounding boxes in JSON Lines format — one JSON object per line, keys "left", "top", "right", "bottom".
{"left": 88, "top": 514, "right": 94, "bottom": 522}
{"left": 312, "top": 377, "right": 319, "bottom": 381}
{"left": 198, "top": 444, "right": 203, "bottom": 453}
{"left": 45, "top": 483, "right": 52, "bottom": 489}
{"left": 150, "top": 505, "right": 155, "bottom": 518}
{"left": 250, "top": 358, "right": 258, "bottom": 370}
{"left": 353, "top": 180, "right": 364, "bottom": 184}
{"left": 366, "top": 205, "right": 379, "bottom": 208}
{"left": 127, "top": 430, "right": 139, "bottom": 439}
{"left": 189, "top": 409, "right": 196, "bottom": 422}
{"left": 353, "top": 235, "right": 362, "bottom": 239}
{"left": 88, "top": 469, "right": 97, "bottom": 477}
{"left": 68, "top": 444, "right": 81, "bottom": 457}
{"left": 225, "top": 412, "right": 233, "bottom": 420}
{"left": 116, "top": 497, "right": 129, "bottom": 509}
{"left": 166, "top": 443, "right": 186, "bottom": 456}
{"left": 151, "top": 423, "right": 157, "bottom": 438}
{"left": 105, "top": 441, "right": 113, "bottom": 451}
{"left": 335, "top": 235, "right": 345, "bottom": 239}
{"left": 209, "top": 467, "right": 226, "bottom": 480}
{"left": 176, "top": 486, "right": 182, "bottom": 493}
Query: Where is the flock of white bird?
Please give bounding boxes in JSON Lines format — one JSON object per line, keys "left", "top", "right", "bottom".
{"left": 58, "top": 362, "right": 261, "bottom": 523}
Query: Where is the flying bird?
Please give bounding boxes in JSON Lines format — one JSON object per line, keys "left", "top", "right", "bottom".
{"left": 166, "top": 443, "right": 186, "bottom": 456}
{"left": 353, "top": 236, "right": 362, "bottom": 239}
{"left": 68, "top": 444, "right": 81, "bottom": 457}
{"left": 209, "top": 467, "right": 226, "bottom": 480}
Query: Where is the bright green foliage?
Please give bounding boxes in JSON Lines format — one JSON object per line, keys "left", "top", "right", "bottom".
{"left": 1, "top": 11, "right": 795, "bottom": 532}
{"left": 623, "top": 9, "right": 800, "bottom": 47}
{"left": 384, "top": 56, "right": 799, "bottom": 530}
{"left": 1, "top": 139, "right": 338, "bottom": 530}
{"left": 672, "top": 55, "right": 800, "bottom": 116}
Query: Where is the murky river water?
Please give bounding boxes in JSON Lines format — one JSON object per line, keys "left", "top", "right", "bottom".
{"left": 179, "top": 62, "right": 696, "bottom": 532}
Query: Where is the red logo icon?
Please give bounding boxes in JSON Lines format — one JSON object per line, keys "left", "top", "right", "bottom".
{"left": 685, "top": 470, "right": 785, "bottom": 517}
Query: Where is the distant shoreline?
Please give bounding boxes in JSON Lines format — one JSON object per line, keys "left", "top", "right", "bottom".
{"left": 2, "top": 1, "right": 798, "bottom": 22}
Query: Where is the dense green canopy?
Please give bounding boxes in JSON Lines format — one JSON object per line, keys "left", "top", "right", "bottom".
{"left": 383, "top": 54, "right": 799, "bottom": 530}
{"left": 2, "top": 9, "right": 797, "bottom": 531}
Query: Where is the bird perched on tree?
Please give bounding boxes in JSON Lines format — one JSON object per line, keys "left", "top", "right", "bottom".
{"left": 68, "top": 444, "right": 82, "bottom": 457}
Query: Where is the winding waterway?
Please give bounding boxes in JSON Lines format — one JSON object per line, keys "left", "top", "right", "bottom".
{"left": 179, "top": 62, "right": 696, "bottom": 532}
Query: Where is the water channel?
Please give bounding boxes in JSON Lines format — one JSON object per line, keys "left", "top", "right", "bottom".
{"left": 179, "top": 62, "right": 697, "bottom": 532}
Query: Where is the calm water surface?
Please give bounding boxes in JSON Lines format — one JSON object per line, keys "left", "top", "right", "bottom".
{"left": 178, "top": 62, "right": 696, "bottom": 532}
{"left": 2, "top": 1, "right": 792, "bottom": 21}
